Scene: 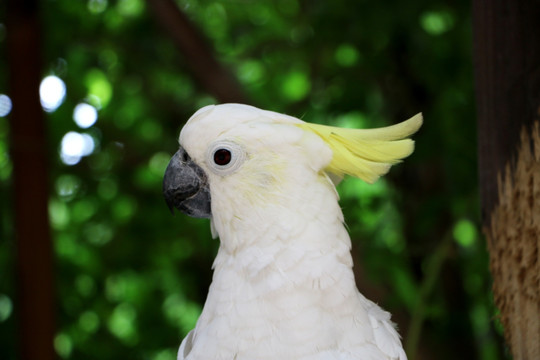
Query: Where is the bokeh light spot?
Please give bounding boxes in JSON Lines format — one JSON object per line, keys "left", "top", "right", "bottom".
{"left": 73, "top": 199, "right": 98, "bottom": 223}
{"left": 335, "top": 111, "right": 368, "bottom": 129}
{"left": 79, "top": 311, "right": 100, "bottom": 333}
{"left": 204, "top": 3, "right": 228, "bottom": 36}
{"left": 88, "top": 0, "right": 108, "bottom": 14}
{"left": 0, "top": 136, "right": 11, "bottom": 181}
{"left": 84, "top": 222, "right": 113, "bottom": 246}
{"left": 281, "top": 70, "right": 310, "bottom": 102}
{"left": 40, "top": 75, "right": 66, "bottom": 112}
{"left": 335, "top": 44, "right": 360, "bottom": 67}
{"left": 117, "top": 0, "right": 144, "bottom": 17}
{"left": 55, "top": 174, "right": 81, "bottom": 200}
{"left": 60, "top": 132, "right": 95, "bottom": 165}
{"left": 0, "top": 294, "right": 13, "bottom": 322}
{"left": 108, "top": 302, "right": 138, "bottom": 344}
{"left": 238, "top": 60, "right": 265, "bottom": 85}
{"left": 453, "top": 219, "right": 478, "bottom": 248}
{"left": 49, "top": 200, "right": 70, "bottom": 230}
{"left": 73, "top": 103, "right": 98, "bottom": 128}
{"left": 0, "top": 94, "right": 12, "bottom": 117}
{"left": 162, "top": 294, "right": 202, "bottom": 333}
{"left": 54, "top": 333, "right": 73, "bottom": 358}
{"left": 85, "top": 69, "right": 113, "bottom": 108}
{"left": 420, "top": 11, "right": 454, "bottom": 36}
{"left": 149, "top": 152, "right": 171, "bottom": 177}
{"left": 152, "top": 349, "right": 176, "bottom": 360}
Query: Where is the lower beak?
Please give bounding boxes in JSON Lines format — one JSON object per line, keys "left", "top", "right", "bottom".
{"left": 163, "top": 147, "right": 211, "bottom": 218}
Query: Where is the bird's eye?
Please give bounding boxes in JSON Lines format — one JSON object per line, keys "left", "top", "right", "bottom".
{"left": 206, "top": 141, "right": 246, "bottom": 176}
{"left": 213, "top": 149, "right": 231, "bottom": 166}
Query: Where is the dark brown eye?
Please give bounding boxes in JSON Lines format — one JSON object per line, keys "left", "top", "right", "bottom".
{"left": 213, "top": 149, "right": 231, "bottom": 166}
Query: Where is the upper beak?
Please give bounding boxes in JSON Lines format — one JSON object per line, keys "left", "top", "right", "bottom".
{"left": 163, "top": 147, "right": 211, "bottom": 218}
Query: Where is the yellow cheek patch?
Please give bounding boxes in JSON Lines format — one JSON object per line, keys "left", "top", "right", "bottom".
{"left": 234, "top": 154, "right": 288, "bottom": 205}
{"left": 298, "top": 113, "right": 423, "bottom": 183}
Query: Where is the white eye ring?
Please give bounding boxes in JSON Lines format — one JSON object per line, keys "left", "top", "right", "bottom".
{"left": 206, "top": 141, "right": 246, "bottom": 175}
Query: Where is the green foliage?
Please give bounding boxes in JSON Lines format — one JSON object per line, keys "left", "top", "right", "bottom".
{"left": 0, "top": 0, "right": 506, "bottom": 359}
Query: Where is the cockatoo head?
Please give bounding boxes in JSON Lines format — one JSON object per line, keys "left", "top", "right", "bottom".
{"left": 163, "top": 104, "right": 333, "bottom": 220}
{"left": 163, "top": 103, "right": 422, "bottom": 225}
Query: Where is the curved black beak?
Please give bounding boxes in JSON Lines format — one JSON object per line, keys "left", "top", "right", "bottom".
{"left": 163, "top": 147, "right": 211, "bottom": 218}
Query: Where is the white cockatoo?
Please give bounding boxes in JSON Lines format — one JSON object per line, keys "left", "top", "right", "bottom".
{"left": 163, "top": 104, "right": 422, "bottom": 360}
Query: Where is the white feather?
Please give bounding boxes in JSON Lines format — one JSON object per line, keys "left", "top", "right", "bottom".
{"left": 176, "top": 104, "right": 409, "bottom": 359}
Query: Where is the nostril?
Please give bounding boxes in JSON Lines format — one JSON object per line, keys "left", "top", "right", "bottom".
{"left": 162, "top": 148, "right": 211, "bottom": 218}
{"left": 163, "top": 150, "right": 200, "bottom": 204}
{"left": 181, "top": 149, "right": 190, "bottom": 163}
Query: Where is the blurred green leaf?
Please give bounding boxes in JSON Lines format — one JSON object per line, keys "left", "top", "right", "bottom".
{"left": 453, "top": 219, "right": 478, "bottom": 248}
{"left": 85, "top": 69, "right": 113, "bottom": 108}
{"left": 281, "top": 69, "right": 311, "bottom": 102}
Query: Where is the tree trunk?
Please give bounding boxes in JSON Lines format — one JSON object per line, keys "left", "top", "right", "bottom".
{"left": 473, "top": 1, "right": 540, "bottom": 359}
{"left": 146, "top": 0, "right": 249, "bottom": 104}
{"left": 7, "top": 1, "right": 55, "bottom": 359}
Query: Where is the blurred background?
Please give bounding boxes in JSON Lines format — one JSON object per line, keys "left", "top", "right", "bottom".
{"left": 0, "top": 0, "right": 507, "bottom": 359}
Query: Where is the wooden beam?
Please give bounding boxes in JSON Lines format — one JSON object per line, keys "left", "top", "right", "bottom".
{"left": 473, "top": 0, "right": 540, "bottom": 223}
{"left": 473, "top": 1, "right": 540, "bottom": 358}
{"left": 6, "top": 1, "right": 55, "bottom": 359}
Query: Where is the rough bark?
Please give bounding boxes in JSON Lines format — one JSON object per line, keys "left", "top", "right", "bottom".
{"left": 473, "top": 1, "right": 540, "bottom": 358}
{"left": 484, "top": 124, "right": 540, "bottom": 359}
{"left": 6, "top": 1, "right": 55, "bottom": 359}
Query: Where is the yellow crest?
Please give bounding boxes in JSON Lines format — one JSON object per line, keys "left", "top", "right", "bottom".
{"left": 299, "top": 113, "right": 423, "bottom": 183}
